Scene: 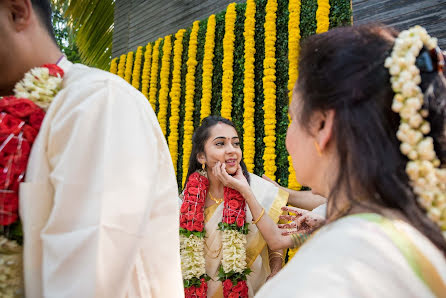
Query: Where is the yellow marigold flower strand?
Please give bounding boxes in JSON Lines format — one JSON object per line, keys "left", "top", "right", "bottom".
{"left": 110, "top": 57, "right": 118, "bottom": 74}
{"left": 124, "top": 51, "right": 134, "bottom": 83}
{"left": 157, "top": 35, "right": 173, "bottom": 136}
{"left": 288, "top": 0, "right": 302, "bottom": 190}
{"left": 242, "top": 0, "right": 256, "bottom": 173}
{"left": 262, "top": 0, "right": 278, "bottom": 180}
{"left": 168, "top": 29, "right": 186, "bottom": 174}
{"left": 149, "top": 38, "right": 162, "bottom": 110}
{"left": 199, "top": 14, "right": 216, "bottom": 122}
{"left": 182, "top": 21, "right": 200, "bottom": 185}
{"left": 316, "top": 0, "right": 330, "bottom": 34}
{"left": 221, "top": 3, "right": 237, "bottom": 120}
{"left": 117, "top": 54, "right": 126, "bottom": 78}
{"left": 131, "top": 46, "right": 143, "bottom": 90}
{"left": 141, "top": 43, "right": 153, "bottom": 99}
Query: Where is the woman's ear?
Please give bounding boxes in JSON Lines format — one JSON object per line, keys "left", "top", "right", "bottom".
{"left": 314, "top": 109, "right": 335, "bottom": 152}
{"left": 196, "top": 152, "right": 206, "bottom": 165}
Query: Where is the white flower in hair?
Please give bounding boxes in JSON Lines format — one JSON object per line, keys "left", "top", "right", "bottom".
{"left": 385, "top": 25, "right": 445, "bottom": 237}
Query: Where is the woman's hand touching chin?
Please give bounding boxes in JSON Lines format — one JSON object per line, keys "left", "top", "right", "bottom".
{"left": 212, "top": 162, "right": 251, "bottom": 196}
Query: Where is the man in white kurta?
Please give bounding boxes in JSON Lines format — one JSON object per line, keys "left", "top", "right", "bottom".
{"left": 0, "top": 1, "right": 183, "bottom": 297}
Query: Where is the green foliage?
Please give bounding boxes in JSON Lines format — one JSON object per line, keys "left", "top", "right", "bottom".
{"left": 211, "top": 11, "right": 226, "bottom": 116}
{"left": 193, "top": 20, "right": 208, "bottom": 129}
{"left": 232, "top": 3, "right": 247, "bottom": 139}
{"left": 300, "top": 0, "right": 318, "bottom": 40}
{"left": 329, "top": 0, "right": 352, "bottom": 29}
{"left": 183, "top": 275, "right": 210, "bottom": 288}
{"left": 253, "top": 0, "right": 267, "bottom": 177}
{"left": 179, "top": 227, "right": 206, "bottom": 238}
{"left": 52, "top": 3, "right": 81, "bottom": 64}
{"left": 218, "top": 222, "right": 250, "bottom": 235}
{"left": 275, "top": 0, "right": 290, "bottom": 186}
{"left": 178, "top": 28, "right": 192, "bottom": 190}
{"left": 218, "top": 266, "right": 252, "bottom": 283}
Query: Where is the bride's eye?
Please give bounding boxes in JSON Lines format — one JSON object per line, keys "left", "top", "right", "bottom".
{"left": 233, "top": 142, "right": 240, "bottom": 147}
{"left": 216, "top": 142, "right": 224, "bottom": 147}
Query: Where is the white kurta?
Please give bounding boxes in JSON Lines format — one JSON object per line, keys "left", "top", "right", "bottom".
{"left": 255, "top": 215, "right": 446, "bottom": 298}
{"left": 19, "top": 58, "right": 183, "bottom": 298}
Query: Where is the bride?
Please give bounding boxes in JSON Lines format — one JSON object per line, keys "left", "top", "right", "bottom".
{"left": 179, "top": 116, "right": 288, "bottom": 297}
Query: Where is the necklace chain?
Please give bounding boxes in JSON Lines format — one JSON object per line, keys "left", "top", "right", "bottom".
{"left": 209, "top": 191, "right": 223, "bottom": 204}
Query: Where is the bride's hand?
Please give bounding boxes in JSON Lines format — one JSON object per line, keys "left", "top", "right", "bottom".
{"left": 278, "top": 206, "right": 325, "bottom": 235}
{"left": 212, "top": 162, "right": 250, "bottom": 195}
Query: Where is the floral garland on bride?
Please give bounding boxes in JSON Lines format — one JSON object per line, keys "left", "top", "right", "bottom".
{"left": 0, "top": 63, "right": 64, "bottom": 297}
{"left": 180, "top": 171, "right": 250, "bottom": 298}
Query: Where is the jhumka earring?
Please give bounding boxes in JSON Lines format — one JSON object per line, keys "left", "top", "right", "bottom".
{"left": 199, "top": 163, "right": 208, "bottom": 177}
{"left": 314, "top": 141, "right": 322, "bottom": 157}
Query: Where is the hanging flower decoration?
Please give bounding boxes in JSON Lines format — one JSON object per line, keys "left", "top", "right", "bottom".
{"left": 158, "top": 35, "right": 173, "bottom": 136}
{"left": 117, "top": 54, "right": 126, "bottom": 79}
{"left": 124, "top": 51, "right": 134, "bottom": 83}
{"left": 384, "top": 26, "right": 446, "bottom": 237}
{"left": 149, "top": 38, "right": 162, "bottom": 110}
{"left": 131, "top": 46, "right": 143, "bottom": 90}
{"left": 221, "top": 3, "right": 237, "bottom": 120}
{"left": 315, "top": 0, "right": 330, "bottom": 34}
{"left": 242, "top": 0, "right": 256, "bottom": 173}
{"left": 141, "top": 43, "right": 153, "bottom": 99}
{"left": 200, "top": 14, "right": 216, "bottom": 122}
{"left": 109, "top": 58, "right": 118, "bottom": 74}
{"left": 182, "top": 21, "right": 200, "bottom": 186}
{"left": 168, "top": 29, "right": 186, "bottom": 174}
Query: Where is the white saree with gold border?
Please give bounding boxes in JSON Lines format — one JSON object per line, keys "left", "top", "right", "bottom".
{"left": 180, "top": 173, "right": 288, "bottom": 297}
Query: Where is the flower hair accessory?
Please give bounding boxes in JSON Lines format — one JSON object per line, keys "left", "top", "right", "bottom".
{"left": 384, "top": 25, "right": 446, "bottom": 237}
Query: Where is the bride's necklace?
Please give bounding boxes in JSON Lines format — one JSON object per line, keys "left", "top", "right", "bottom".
{"left": 209, "top": 191, "right": 223, "bottom": 204}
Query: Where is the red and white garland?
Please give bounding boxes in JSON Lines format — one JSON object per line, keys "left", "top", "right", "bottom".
{"left": 180, "top": 172, "right": 250, "bottom": 298}
{"left": 0, "top": 64, "right": 64, "bottom": 296}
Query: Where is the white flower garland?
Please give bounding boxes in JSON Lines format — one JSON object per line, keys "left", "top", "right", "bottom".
{"left": 14, "top": 67, "right": 63, "bottom": 110}
{"left": 180, "top": 234, "right": 206, "bottom": 280}
{"left": 384, "top": 26, "right": 446, "bottom": 237}
{"left": 221, "top": 230, "right": 247, "bottom": 274}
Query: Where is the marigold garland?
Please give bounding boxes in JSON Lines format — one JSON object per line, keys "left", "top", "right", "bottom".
{"left": 287, "top": 0, "right": 302, "bottom": 190}
{"left": 221, "top": 3, "right": 237, "bottom": 120}
{"left": 182, "top": 21, "right": 200, "bottom": 185}
{"left": 316, "top": 0, "right": 330, "bottom": 34}
{"left": 149, "top": 38, "right": 162, "bottom": 110}
{"left": 242, "top": 0, "right": 256, "bottom": 173}
{"left": 117, "top": 54, "right": 126, "bottom": 78}
{"left": 131, "top": 46, "right": 143, "bottom": 90}
{"left": 158, "top": 35, "right": 173, "bottom": 136}
{"left": 199, "top": 14, "right": 216, "bottom": 122}
{"left": 262, "top": 0, "right": 278, "bottom": 180}
{"left": 168, "top": 30, "right": 186, "bottom": 174}
{"left": 109, "top": 57, "right": 118, "bottom": 74}
{"left": 141, "top": 43, "right": 153, "bottom": 99}
{"left": 124, "top": 51, "right": 134, "bottom": 83}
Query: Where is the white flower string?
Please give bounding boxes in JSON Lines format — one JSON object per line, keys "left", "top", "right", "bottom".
{"left": 384, "top": 25, "right": 446, "bottom": 237}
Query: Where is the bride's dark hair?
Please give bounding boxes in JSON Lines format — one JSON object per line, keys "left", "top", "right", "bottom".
{"left": 184, "top": 116, "right": 250, "bottom": 190}
{"left": 293, "top": 24, "right": 446, "bottom": 255}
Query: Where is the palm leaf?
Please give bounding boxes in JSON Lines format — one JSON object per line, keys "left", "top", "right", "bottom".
{"left": 51, "top": 0, "right": 115, "bottom": 70}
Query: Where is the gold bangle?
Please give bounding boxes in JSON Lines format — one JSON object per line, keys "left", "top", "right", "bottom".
{"left": 269, "top": 255, "right": 284, "bottom": 262}
{"left": 268, "top": 251, "right": 283, "bottom": 258}
{"left": 252, "top": 208, "right": 265, "bottom": 225}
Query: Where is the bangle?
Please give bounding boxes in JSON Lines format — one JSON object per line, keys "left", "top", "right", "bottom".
{"left": 252, "top": 208, "right": 265, "bottom": 225}
{"left": 290, "top": 233, "right": 309, "bottom": 249}
{"left": 268, "top": 252, "right": 284, "bottom": 262}
{"left": 269, "top": 255, "right": 284, "bottom": 262}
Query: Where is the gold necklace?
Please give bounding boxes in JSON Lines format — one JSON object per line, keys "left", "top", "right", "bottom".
{"left": 209, "top": 192, "right": 223, "bottom": 204}
{"left": 204, "top": 240, "right": 223, "bottom": 259}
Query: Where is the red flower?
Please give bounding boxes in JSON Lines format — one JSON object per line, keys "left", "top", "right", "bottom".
{"left": 236, "top": 216, "right": 245, "bottom": 227}
{"left": 0, "top": 192, "right": 19, "bottom": 225}
{"left": 180, "top": 202, "right": 190, "bottom": 213}
{"left": 188, "top": 186, "right": 200, "bottom": 195}
{"left": 228, "top": 292, "right": 240, "bottom": 298}
{"left": 233, "top": 281, "right": 246, "bottom": 293}
{"left": 186, "top": 221, "right": 194, "bottom": 231}
{"left": 0, "top": 114, "right": 24, "bottom": 135}
{"left": 195, "top": 281, "right": 207, "bottom": 297}
{"left": 223, "top": 279, "right": 233, "bottom": 291}
{"left": 5, "top": 98, "right": 38, "bottom": 118}
{"left": 23, "top": 125, "right": 38, "bottom": 143}
{"left": 42, "top": 64, "right": 64, "bottom": 77}
{"left": 195, "top": 212, "right": 204, "bottom": 222}
{"left": 29, "top": 109, "right": 45, "bottom": 130}
{"left": 228, "top": 199, "right": 240, "bottom": 210}
{"left": 226, "top": 216, "right": 236, "bottom": 224}
{"left": 180, "top": 222, "right": 187, "bottom": 229}
{"left": 194, "top": 221, "right": 204, "bottom": 232}
{"left": 180, "top": 215, "right": 187, "bottom": 223}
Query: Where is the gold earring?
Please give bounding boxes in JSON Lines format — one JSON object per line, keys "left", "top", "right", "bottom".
{"left": 314, "top": 141, "right": 322, "bottom": 157}
{"left": 202, "top": 163, "right": 206, "bottom": 170}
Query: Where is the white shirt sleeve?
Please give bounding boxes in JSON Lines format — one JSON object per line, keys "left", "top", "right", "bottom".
{"left": 40, "top": 78, "right": 183, "bottom": 297}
